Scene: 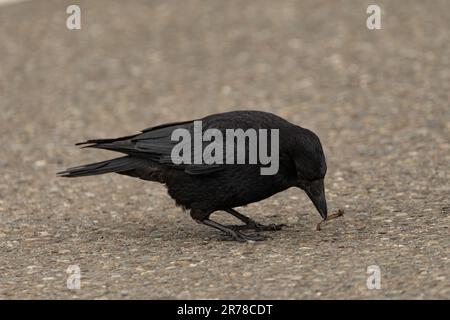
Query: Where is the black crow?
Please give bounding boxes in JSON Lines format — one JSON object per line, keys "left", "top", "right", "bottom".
{"left": 59, "top": 110, "right": 327, "bottom": 241}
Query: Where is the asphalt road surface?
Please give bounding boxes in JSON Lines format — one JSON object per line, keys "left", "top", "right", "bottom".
{"left": 0, "top": 0, "right": 449, "bottom": 299}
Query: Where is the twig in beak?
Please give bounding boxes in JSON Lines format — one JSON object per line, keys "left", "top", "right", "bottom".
{"left": 316, "top": 209, "right": 345, "bottom": 231}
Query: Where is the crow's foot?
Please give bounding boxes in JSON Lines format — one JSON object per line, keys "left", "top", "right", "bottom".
{"left": 227, "top": 221, "right": 287, "bottom": 232}
{"left": 199, "top": 218, "right": 270, "bottom": 242}
{"left": 220, "top": 230, "right": 270, "bottom": 242}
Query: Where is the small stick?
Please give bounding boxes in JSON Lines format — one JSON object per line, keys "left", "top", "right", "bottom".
{"left": 316, "top": 209, "right": 345, "bottom": 231}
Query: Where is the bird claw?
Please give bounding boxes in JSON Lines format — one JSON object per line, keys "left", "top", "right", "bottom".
{"left": 255, "top": 223, "right": 287, "bottom": 231}
{"left": 221, "top": 230, "right": 270, "bottom": 242}
{"left": 227, "top": 221, "right": 286, "bottom": 232}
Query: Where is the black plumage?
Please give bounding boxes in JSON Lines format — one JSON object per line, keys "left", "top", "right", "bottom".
{"left": 59, "top": 110, "right": 328, "bottom": 241}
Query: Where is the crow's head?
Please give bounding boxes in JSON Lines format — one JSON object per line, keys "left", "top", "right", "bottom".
{"left": 292, "top": 127, "right": 328, "bottom": 220}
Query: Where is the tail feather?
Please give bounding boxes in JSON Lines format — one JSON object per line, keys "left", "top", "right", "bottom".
{"left": 76, "top": 138, "right": 141, "bottom": 157}
{"left": 75, "top": 134, "right": 137, "bottom": 146}
{"left": 81, "top": 142, "right": 137, "bottom": 154}
{"left": 57, "top": 156, "right": 145, "bottom": 177}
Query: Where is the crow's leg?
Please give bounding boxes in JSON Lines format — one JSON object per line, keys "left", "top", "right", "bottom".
{"left": 201, "top": 219, "right": 269, "bottom": 242}
{"left": 190, "top": 209, "right": 268, "bottom": 242}
{"left": 224, "top": 208, "right": 286, "bottom": 231}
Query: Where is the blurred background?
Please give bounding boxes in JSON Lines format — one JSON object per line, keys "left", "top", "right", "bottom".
{"left": 0, "top": 0, "right": 448, "bottom": 299}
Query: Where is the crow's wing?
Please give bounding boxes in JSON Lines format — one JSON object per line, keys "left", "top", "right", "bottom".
{"left": 76, "top": 119, "right": 224, "bottom": 175}
{"left": 76, "top": 111, "right": 290, "bottom": 176}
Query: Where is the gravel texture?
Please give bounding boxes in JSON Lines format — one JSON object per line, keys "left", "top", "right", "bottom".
{"left": 0, "top": 0, "right": 449, "bottom": 299}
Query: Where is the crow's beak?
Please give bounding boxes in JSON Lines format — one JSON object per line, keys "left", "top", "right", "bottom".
{"left": 303, "top": 179, "right": 327, "bottom": 220}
